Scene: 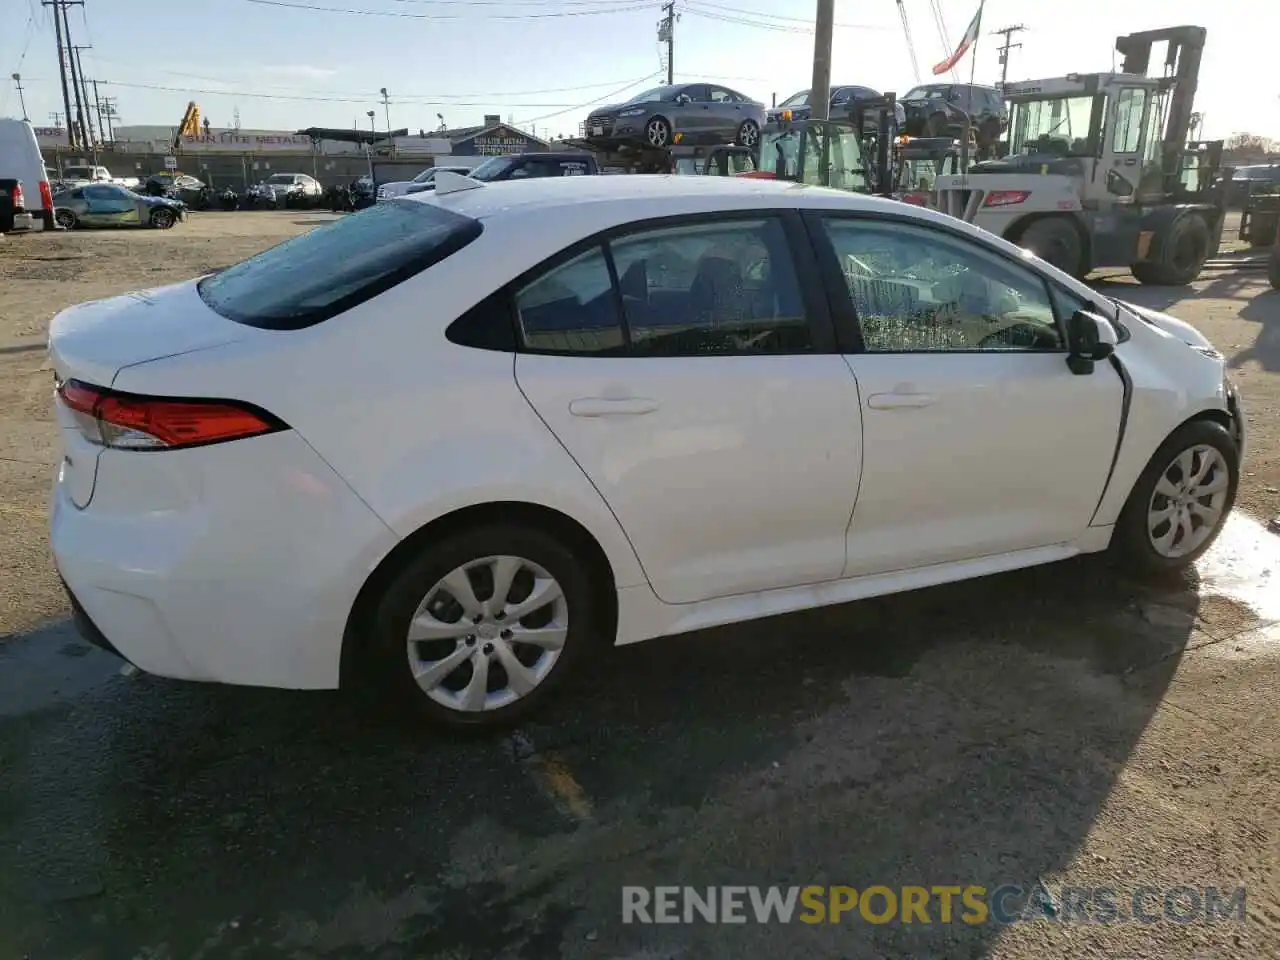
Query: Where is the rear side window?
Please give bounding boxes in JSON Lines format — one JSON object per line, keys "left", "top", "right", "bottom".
{"left": 198, "top": 199, "right": 482, "bottom": 330}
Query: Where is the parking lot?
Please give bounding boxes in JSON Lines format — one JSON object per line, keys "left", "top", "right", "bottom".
{"left": 2, "top": 212, "right": 1279, "bottom": 959}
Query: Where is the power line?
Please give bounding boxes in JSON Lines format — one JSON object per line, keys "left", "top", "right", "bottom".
{"left": 95, "top": 76, "right": 661, "bottom": 109}
{"left": 685, "top": 0, "right": 884, "bottom": 28}
{"left": 86, "top": 58, "right": 648, "bottom": 99}
{"left": 515, "top": 72, "right": 662, "bottom": 125}
{"left": 245, "top": 0, "right": 652, "bottom": 19}
{"left": 681, "top": 3, "right": 887, "bottom": 35}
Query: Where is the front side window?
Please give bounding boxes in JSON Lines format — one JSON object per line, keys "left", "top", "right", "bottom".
{"left": 778, "top": 90, "right": 810, "bottom": 108}
{"left": 1111, "top": 88, "right": 1148, "bottom": 153}
{"left": 198, "top": 200, "right": 482, "bottom": 329}
{"left": 608, "top": 218, "right": 811, "bottom": 356}
{"left": 801, "top": 127, "right": 868, "bottom": 192}
{"left": 821, "top": 218, "right": 1064, "bottom": 353}
{"left": 469, "top": 156, "right": 518, "bottom": 180}
{"left": 1009, "top": 96, "right": 1097, "bottom": 156}
{"left": 903, "top": 86, "right": 945, "bottom": 101}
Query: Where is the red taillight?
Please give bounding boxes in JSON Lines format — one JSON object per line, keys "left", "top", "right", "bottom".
{"left": 11, "top": 183, "right": 25, "bottom": 210}
{"left": 39, "top": 180, "right": 53, "bottom": 214}
{"left": 983, "top": 190, "right": 1031, "bottom": 208}
{"left": 56, "top": 379, "right": 285, "bottom": 450}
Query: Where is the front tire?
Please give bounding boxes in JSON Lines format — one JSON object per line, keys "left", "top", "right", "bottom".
{"left": 1018, "top": 217, "right": 1083, "bottom": 277}
{"left": 1112, "top": 419, "right": 1239, "bottom": 576}
{"left": 736, "top": 119, "right": 759, "bottom": 148}
{"left": 646, "top": 116, "right": 672, "bottom": 148}
{"left": 1132, "top": 213, "right": 1210, "bottom": 285}
{"left": 368, "top": 524, "right": 601, "bottom": 729}
{"left": 54, "top": 209, "right": 77, "bottom": 230}
{"left": 150, "top": 207, "right": 176, "bottom": 229}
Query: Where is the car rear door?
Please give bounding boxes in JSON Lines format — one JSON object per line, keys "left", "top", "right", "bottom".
{"left": 513, "top": 210, "right": 864, "bottom": 605}
{"left": 804, "top": 211, "right": 1123, "bottom": 577}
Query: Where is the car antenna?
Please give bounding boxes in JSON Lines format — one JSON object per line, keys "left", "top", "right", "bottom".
{"left": 433, "top": 171, "right": 485, "bottom": 196}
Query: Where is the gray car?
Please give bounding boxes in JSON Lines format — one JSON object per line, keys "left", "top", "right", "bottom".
{"left": 584, "top": 83, "right": 765, "bottom": 151}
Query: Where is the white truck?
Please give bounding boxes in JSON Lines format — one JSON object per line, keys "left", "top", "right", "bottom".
{"left": 933, "top": 26, "right": 1226, "bottom": 286}
{"left": 58, "top": 164, "right": 141, "bottom": 190}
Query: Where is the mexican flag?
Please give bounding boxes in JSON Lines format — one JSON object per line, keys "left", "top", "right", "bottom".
{"left": 932, "top": 3, "right": 983, "bottom": 75}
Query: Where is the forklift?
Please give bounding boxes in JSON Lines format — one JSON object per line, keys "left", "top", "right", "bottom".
{"left": 739, "top": 93, "right": 897, "bottom": 194}
{"left": 892, "top": 134, "right": 971, "bottom": 205}
{"left": 934, "top": 25, "right": 1228, "bottom": 284}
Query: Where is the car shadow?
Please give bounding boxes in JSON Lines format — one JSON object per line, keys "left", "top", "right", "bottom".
{"left": 0, "top": 556, "right": 1201, "bottom": 957}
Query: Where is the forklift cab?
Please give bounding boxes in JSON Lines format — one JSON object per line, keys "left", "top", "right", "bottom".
{"left": 747, "top": 113, "right": 870, "bottom": 193}
{"left": 894, "top": 135, "right": 966, "bottom": 204}
{"left": 670, "top": 145, "right": 759, "bottom": 176}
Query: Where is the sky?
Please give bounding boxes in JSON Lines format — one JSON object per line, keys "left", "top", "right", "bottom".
{"left": 2, "top": 0, "right": 1276, "bottom": 142}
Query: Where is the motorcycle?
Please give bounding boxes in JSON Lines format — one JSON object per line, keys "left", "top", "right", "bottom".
{"left": 243, "top": 182, "right": 277, "bottom": 210}
{"left": 218, "top": 187, "right": 240, "bottom": 211}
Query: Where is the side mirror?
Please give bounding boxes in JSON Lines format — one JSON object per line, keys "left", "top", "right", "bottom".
{"left": 1066, "top": 309, "right": 1116, "bottom": 375}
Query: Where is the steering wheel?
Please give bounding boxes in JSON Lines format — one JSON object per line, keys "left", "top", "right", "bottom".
{"left": 976, "top": 321, "right": 1058, "bottom": 351}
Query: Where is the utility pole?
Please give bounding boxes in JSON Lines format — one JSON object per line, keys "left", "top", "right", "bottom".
{"left": 56, "top": 0, "right": 89, "bottom": 153}
{"left": 43, "top": 0, "right": 78, "bottom": 150}
{"left": 72, "top": 45, "right": 96, "bottom": 147}
{"left": 992, "top": 24, "right": 1025, "bottom": 87}
{"left": 380, "top": 87, "right": 392, "bottom": 156}
{"left": 11, "top": 74, "right": 28, "bottom": 120}
{"left": 809, "top": 0, "right": 834, "bottom": 120}
{"left": 92, "top": 79, "right": 106, "bottom": 142}
{"left": 658, "top": 2, "right": 675, "bottom": 85}
{"left": 101, "top": 98, "right": 117, "bottom": 141}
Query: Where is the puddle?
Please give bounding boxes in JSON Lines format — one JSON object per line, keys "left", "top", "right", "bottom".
{"left": 1193, "top": 513, "right": 1280, "bottom": 627}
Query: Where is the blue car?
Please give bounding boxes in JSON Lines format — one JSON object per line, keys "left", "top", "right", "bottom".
{"left": 52, "top": 183, "right": 186, "bottom": 230}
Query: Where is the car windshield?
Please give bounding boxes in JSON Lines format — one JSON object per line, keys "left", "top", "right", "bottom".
{"left": 410, "top": 169, "right": 438, "bottom": 184}
{"left": 197, "top": 200, "right": 483, "bottom": 330}
{"left": 1008, "top": 96, "right": 1096, "bottom": 156}
{"left": 622, "top": 86, "right": 672, "bottom": 105}
{"left": 778, "top": 90, "right": 810, "bottom": 108}
{"left": 903, "top": 87, "right": 944, "bottom": 101}
{"left": 469, "top": 156, "right": 518, "bottom": 180}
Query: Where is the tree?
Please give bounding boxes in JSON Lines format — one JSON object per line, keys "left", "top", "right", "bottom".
{"left": 1225, "top": 132, "right": 1277, "bottom": 160}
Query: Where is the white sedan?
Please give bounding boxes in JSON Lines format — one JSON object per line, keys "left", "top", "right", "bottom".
{"left": 48, "top": 174, "right": 1245, "bottom": 728}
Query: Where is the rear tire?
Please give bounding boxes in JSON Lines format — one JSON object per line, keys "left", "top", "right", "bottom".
{"left": 1132, "top": 213, "right": 1210, "bottom": 285}
{"left": 1018, "top": 217, "right": 1083, "bottom": 277}
{"left": 736, "top": 119, "right": 759, "bottom": 148}
{"left": 367, "top": 523, "right": 602, "bottom": 730}
{"left": 1111, "top": 419, "right": 1238, "bottom": 577}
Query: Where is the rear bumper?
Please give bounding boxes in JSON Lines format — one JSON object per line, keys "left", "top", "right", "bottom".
{"left": 50, "top": 431, "right": 400, "bottom": 690}
{"left": 4, "top": 212, "right": 36, "bottom": 233}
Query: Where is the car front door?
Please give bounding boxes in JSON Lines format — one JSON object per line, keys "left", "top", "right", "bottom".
{"left": 81, "top": 185, "right": 139, "bottom": 225}
{"left": 514, "top": 211, "right": 863, "bottom": 604}
{"left": 805, "top": 212, "right": 1124, "bottom": 577}
{"left": 677, "top": 84, "right": 713, "bottom": 137}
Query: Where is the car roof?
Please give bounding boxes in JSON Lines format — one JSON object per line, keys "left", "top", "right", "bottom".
{"left": 410, "top": 173, "right": 915, "bottom": 222}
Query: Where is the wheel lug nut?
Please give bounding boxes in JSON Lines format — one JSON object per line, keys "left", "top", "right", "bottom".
{"left": 495, "top": 612, "right": 505, "bottom": 621}
{"left": 473, "top": 615, "right": 483, "bottom": 624}
{"left": 500, "top": 629, "right": 512, "bottom": 639}
{"left": 466, "top": 636, "right": 476, "bottom": 645}
{"left": 482, "top": 642, "right": 494, "bottom": 655}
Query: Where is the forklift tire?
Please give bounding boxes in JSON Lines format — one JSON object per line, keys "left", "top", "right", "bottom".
{"left": 1132, "top": 213, "right": 1210, "bottom": 286}
{"left": 1018, "top": 217, "right": 1083, "bottom": 277}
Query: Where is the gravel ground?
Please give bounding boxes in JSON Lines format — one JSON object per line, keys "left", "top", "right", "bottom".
{"left": 1, "top": 212, "right": 1279, "bottom": 959}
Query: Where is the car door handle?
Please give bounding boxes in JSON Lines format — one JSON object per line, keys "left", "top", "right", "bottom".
{"left": 867, "top": 392, "right": 936, "bottom": 409}
{"left": 568, "top": 397, "right": 660, "bottom": 418}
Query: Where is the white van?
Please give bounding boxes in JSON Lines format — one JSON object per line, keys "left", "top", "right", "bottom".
{"left": 0, "top": 118, "right": 55, "bottom": 230}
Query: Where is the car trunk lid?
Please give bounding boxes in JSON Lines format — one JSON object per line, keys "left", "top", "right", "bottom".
{"left": 48, "top": 279, "right": 253, "bottom": 507}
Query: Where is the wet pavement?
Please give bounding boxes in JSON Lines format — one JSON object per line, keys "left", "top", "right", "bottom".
{"left": 2, "top": 514, "right": 1278, "bottom": 959}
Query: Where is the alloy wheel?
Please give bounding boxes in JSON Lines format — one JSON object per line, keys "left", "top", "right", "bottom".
{"left": 647, "top": 118, "right": 671, "bottom": 147}
{"left": 1146, "top": 444, "right": 1230, "bottom": 559}
{"left": 738, "top": 121, "right": 759, "bottom": 147}
{"left": 54, "top": 210, "right": 75, "bottom": 229}
{"left": 405, "top": 555, "right": 568, "bottom": 713}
